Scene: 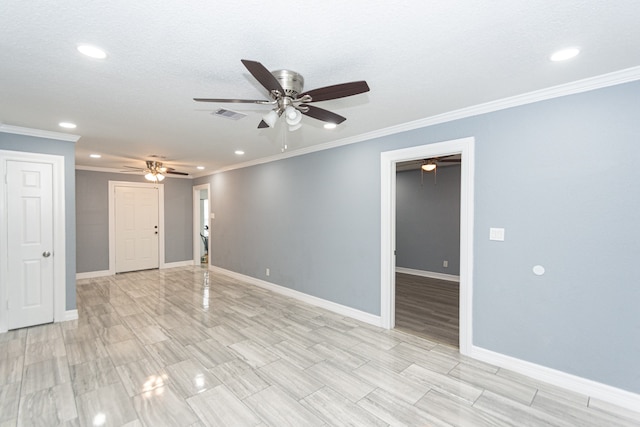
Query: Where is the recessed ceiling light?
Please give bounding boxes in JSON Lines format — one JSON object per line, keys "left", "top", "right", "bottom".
{"left": 77, "top": 44, "right": 107, "bottom": 59}
{"left": 550, "top": 48, "right": 580, "bottom": 62}
{"left": 59, "top": 122, "right": 77, "bottom": 129}
{"left": 196, "top": 166, "right": 205, "bottom": 170}
{"left": 235, "top": 150, "right": 245, "bottom": 155}
{"left": 324, "top": 123, "right": 337, "bottom": 130}
{"left": 89, "top": 154, "right": 101, "bottom": 158}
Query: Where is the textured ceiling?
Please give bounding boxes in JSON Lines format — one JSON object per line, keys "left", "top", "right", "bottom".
{"left": 1, "top": 1, "right": 640, "bottom": 176}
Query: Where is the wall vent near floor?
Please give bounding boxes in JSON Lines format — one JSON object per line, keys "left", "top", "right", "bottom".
{"left": 213, "top": 108, "right": 247, "bottom": 120}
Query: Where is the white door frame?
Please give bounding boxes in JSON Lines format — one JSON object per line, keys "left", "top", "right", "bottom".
{"left": 193, "top": 183, "right": 210, "bottom": 265}
{"left": 108, "top": 181, "right": 165, "bottom": 275}
{"left": 380, "top": 137, "right": 475, "bottom": 355}
{"left": 0, "top": 150, "right": 66, "bottom": 333}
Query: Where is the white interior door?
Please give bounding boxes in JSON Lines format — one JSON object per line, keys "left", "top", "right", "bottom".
{"left": 115, "top": 186, "right": 159, "bottom": 273}
{"left": 6, "top": 160, "right": 54, "bottom": 330}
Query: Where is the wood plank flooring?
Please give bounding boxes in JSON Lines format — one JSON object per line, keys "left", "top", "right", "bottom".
{"left": 1, "top": 266, "right": 639, "bottom": 426}
{"left": 395, "top": 273, "right": 459, "bottom": 348}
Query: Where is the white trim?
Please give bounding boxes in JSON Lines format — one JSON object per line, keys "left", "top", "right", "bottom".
{"left": 76, "top": 270, "right": 111, "bottom": 280}
{"left": 210, "top": 266, "right": 383, "bottom": 327}
{"left": 469, "top": 345, "right": 640, "bottom": 414}
{"left": 396, "top": 267, "right": 460, "bottom": 283}
{"left": 192, "top": 184, "right": 211, "bottom": 266}
{"left": 63, "top": 310, "right": 78, "bottom": 322}
{"left": 202, "top": 66, "right": 640, "bottom": 177}
{"left": 0, "top": 150, "right": 67, "bottom": 333}
{"left": 108, "top": 181, "right": 165, "bottom": 275}
{"left": 380, "top": 137, "right": 474, "bottom": 356}
{"left": 0, "top": 124, "right": 80, "bottom": 142}
{"left": 162, "top": 260, "right": 194, "bottom": 269}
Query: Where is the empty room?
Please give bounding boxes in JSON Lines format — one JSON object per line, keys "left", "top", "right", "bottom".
{"left": 1, "top": 1, "right": 640, "bottom": 426}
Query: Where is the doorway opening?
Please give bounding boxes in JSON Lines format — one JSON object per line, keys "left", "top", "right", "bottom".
{"left": 193, "top": 184, "right": 210, "bottom": 266}
{"left": 380, "top": 137, "right": 474, "bottom": 355}
{"left": 395, "top": 159, "right": 461, "bottom": 347}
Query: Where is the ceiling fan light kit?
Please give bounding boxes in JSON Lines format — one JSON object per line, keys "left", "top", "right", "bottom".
{"left": 194, "top": 59, "right": 370, "bottom": 130}
{"left": 145, "top": 172, "right": 165, "bottom": 182}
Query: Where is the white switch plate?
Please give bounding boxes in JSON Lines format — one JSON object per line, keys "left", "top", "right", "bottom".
{"left": 210, "top": 213, "right": 215, "bottom": 219}
{"left": 489, "top": 227, "right": 505, "bottom": 241}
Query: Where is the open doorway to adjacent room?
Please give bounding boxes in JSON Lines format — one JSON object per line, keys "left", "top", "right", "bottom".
{"left": 395, "top": 157, "right": 461, "bottom": 347}
{"left": 380, "top": 137, "right": 474, "bottom": 354}
{"left": 193, "top": 184, "right": 210, "bottom": 266}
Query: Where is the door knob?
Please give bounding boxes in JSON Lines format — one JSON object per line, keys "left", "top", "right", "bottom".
{"left": 42, "top": 251, "right": 51, "bottom": 258}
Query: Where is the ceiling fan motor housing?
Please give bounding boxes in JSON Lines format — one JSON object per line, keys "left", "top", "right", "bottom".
{"left": 271, "top": 69, "right": 304, "bottom": 98}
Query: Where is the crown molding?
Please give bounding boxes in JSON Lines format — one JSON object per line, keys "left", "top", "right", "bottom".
{"left": 0, "top": 124, "right": 80, "bottom": 142}
{"left": 206, "top": 66, "right": 640, "bottom": 176}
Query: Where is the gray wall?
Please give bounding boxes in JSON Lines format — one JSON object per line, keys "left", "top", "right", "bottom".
{"left": 0, "top": 133, "right": 77, "bottom": 310}
{"left": 196, "top": 80, "right": 640, "bottom": 394}
{"left": 396, "top": 165, "right": 461, "bottom": 274}
{"left": 76, "top": 170, "right": 193, "bottom": 273}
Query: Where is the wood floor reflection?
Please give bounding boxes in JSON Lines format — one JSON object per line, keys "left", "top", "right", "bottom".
{"left": 395, "top": 273, "right": 459, "bottom": 348}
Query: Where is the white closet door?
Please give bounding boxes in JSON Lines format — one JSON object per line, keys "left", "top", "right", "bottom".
{"left": 7, "top": 160, "right": 54, "bottom": 330}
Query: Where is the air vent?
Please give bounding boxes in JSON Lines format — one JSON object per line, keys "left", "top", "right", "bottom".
{"left": 213, "top": 108, "right": 247, "bottom": 120}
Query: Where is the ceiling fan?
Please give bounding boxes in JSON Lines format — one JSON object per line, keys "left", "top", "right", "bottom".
{"left": 121, "top": 160, "right": 189, "bottom": 182}
{"left": 421, "top": 155, "right": 461, "bottom": 172}
{"left": 419, "top": 155, "right": 461, "bottom": 185}
{"left": 194, "top": 59, "right": 370, "bottom": 130}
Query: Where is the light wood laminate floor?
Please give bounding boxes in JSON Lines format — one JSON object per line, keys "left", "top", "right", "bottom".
{"left": 1, "top": 266, "right": 639, "bottom": 426}
{"left": 395, "top": 273, "right": 459, "bottom": 348}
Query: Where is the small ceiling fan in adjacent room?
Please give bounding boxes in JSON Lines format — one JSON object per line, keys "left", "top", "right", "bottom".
{"left": 194, "top": 59, "right": 370, "bottom": 130}
{"left": 420, "top": 155, "right": 461, "bottom": 172}
{"left": 121, "top": 160, "right": 189, "bottom": 182}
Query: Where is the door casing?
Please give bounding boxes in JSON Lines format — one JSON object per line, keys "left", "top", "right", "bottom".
{"left": 380, "top": 137, "right": 474, "bottom": 355}
{"left": 108, "top": 180, "right": 165, "bottom": 275}
{"left": 0, "top": 150, "right": 67, "bottom": 333}
{"left": 193, "top": 183, "right": 210, "bottom": 265}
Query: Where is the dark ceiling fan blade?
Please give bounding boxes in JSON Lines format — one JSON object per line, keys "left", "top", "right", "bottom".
{"left": 300, "top": 104, "right": 347, "bottom": 124}
{"left": 165, "top": 170, "right": 190, "bottom": 176}
{"left": 437, "top": 159, "right": 461, "bottom": 163}
{"left": 300, "top": 81, "right": 370, "bottom": 102}
{"left": 193, "top": 98, "right": 270, "bottom": 104}
{"left": 241, "top": 59, "right": 285, "bottom": 95}
{"left": 257, "top": 120, "right": 270, "bottom": 129}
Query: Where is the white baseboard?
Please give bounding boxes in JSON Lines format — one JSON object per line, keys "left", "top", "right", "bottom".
{"left": 469, "top": 345, "right": 640, "bottom": 414}
{"left": 209, "top": 266, "right": 383, "bottom": 327}
{"left": 63, "top": 309, "right": 78, "bottom": 322}
{"left": 76, "top": 270, "right": 111, "bottom": 280}
{"left": 396, "top": 267, "right": 460, "bottom": 282}
{"left": 161, "top": 260, "right": 194, "bottom": 269}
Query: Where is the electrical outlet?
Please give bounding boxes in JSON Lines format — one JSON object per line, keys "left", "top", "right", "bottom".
{"left": 266, "top": 268, "right": 270, "bottom": 277}
{"left": 443, "top": 260, "right": 448, "bottom": 268}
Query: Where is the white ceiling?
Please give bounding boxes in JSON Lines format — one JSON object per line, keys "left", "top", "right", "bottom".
{"left": 1, "top": 1, "right": 639, "bottom": 176}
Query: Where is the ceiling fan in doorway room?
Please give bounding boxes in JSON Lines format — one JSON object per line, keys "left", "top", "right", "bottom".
{"left": 194, "top": 59, "right": 370, "bottom": 131}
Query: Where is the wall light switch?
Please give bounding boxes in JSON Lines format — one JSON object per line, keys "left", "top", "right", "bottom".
{"left": 210, "top": 213, "right": 215, "bottom": 219}
{"left": 489, "top": 227, "right": 505, "bottom": 241}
